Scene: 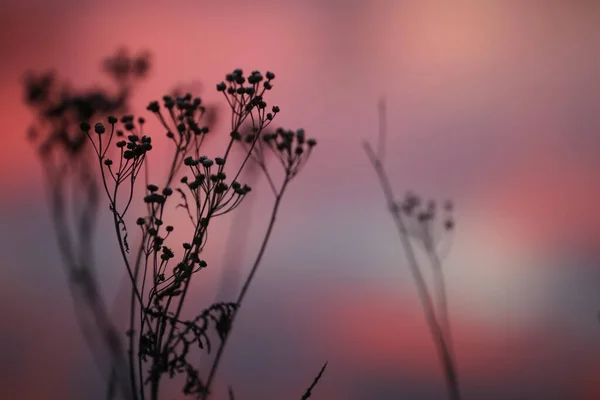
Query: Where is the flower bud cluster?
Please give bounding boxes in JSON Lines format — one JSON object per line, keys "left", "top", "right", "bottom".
{"left": 261, "top": 127, "right": 317, "bottom": 178}
{"left": 393, "top": 192, "right": 455, "bottom": 250}
{"left": 217, "top": 69, "right": 279, "bottom": 136}
{"left": 399, "top": 193, "right": 454, "bottom": 229}
{"left": 179, "top": 155, "right": 252, "bottom": 218}
{"left": 82, "top": 116, "right": 153, "bottom": 184}
{"left": 146, "top": 93, "right": 211, "bottom": 155}
{"left": 216, "top": 69, "right": 275, "bottom": 97}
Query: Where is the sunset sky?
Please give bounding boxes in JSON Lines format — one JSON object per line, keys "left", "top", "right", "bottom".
{"left": 1, "top": 1, "right": 600, "bottom": 399}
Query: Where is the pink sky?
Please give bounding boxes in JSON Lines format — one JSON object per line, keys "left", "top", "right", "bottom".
{"left": 1, "top": 1, "right": 600, "bottom": 399}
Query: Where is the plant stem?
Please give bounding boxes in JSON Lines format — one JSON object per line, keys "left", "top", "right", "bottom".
{"left": 201, "top": 179, "right": 289, "bottom": 399}
{"left": 428, "top": 247, "right": 455, "bottom": 363}
{"left": 364, "top": 143, "right": 461, "bottom": 400}
{"left": 109, "top": 182, "right": 140, "bottom": 400}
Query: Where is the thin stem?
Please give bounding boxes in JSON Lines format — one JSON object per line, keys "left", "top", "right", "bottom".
{"left": 428, "top": 247, "right": 455, "bottom": 363}
{"left": 377, "top": 95, "right": 386, "bottom": 162}
{"left": 301, "top": 361, "right": 328, "bottom": 400}
{"left": 237, "top": 179, "right": 288, "bottom": 306}
{"left": 363, "top": 143, "right": 461, "bottom": 400}
{"left": 110, "top": 183, "right": 140, "bottom": 400}
{"left": 201, "top": 178, "right": 290, "bottom": 399}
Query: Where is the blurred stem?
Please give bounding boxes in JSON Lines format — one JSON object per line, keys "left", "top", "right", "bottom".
{"left": 363, "top": 143, "right": 461, "bottom": 400}
{"left": 44, "top": 159, "right": 133, "bottom": 400}
{"left": 428, "top": 246, "right": 455, "bottom": 363}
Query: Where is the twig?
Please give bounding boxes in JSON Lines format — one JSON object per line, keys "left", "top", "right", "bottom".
{"left": 301, "top": 361, "right": 328, "bottom": 400}
{"left": 201, "top": 179, "right": 290, "bottom": 399}
{"left": 363, "top": 97, "right": 461, "bottom": 400}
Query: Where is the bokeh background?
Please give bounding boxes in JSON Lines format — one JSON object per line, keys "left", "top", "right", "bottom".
{"left": 1, "top": 0, "right": 600, "bottom": 399}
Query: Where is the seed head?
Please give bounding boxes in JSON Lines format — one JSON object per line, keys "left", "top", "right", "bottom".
{"left": 296, "top": 128, "right": 305, "bottom": 144}
{"left": 147, "top": 101, "right": 160, "bottom": 112}
{"left": 95, "top": 123, "right": 106, "bottom": 134}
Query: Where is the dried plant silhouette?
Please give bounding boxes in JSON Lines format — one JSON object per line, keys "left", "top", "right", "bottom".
{"left": 107, "top": 79, "right": 219, "bottom": 348}
{"left": 363, "top": 98, "right": 461, "bottom": 400}
{"left": 26, "top": 53, "right": 327, "bottom": 399}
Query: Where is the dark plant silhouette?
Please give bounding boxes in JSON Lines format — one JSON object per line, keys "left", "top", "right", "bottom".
{"left": 363, "top": 98, "right": 460, "bottom": 400}
{"left": 301, "top": 362, "right": 328, "bottom": 400}
{"left": 27, "top": 58, "right": 327, "bottom": 400}
{"left": 107, "top": 79, "right": 219, "bottom": 343}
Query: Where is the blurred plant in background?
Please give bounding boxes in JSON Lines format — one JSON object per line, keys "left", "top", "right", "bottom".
{"left": 364, "top": 98, "right": 460, "bottom": 400}
{"left": 24, "top": 48, "right": 152, "bottom": 399}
